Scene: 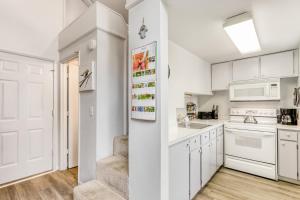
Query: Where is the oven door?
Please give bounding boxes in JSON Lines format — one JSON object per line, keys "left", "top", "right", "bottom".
{"left": 225, "top": 128, "right": 276, "bottom": 164}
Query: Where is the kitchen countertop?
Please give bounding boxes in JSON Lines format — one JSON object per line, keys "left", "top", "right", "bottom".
{"left": 277, "top": 124, "right": 300, "bottom": 131}
{"left": 169, "top": 119, "right": 225, "bottom": 146}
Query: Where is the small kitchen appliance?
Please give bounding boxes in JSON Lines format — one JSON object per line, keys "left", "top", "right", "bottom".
{"left": 224, "top": 108, "right": 278, "bottom": 180}
{"left": 198, "top": 105, "right": 219, "bottom": 120}
{"left": 280, "top": 108, "right": 297, "bottom": 125}
{"left": 229, "top": 80, "right": 280, "bottom": 101}
{"left": 198, "top": 112, "right": 212, "bottom": 119}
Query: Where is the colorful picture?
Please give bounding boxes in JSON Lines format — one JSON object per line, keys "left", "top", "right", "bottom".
{"left": 131, "top": 42, "right": 157, "bottom": 121}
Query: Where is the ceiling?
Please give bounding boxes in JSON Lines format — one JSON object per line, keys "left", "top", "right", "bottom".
{"left": 167, "top": 0, "right": 300, "bottom": 63}
{"left": 94, "top": 0, "right": 128, "bottom": 22}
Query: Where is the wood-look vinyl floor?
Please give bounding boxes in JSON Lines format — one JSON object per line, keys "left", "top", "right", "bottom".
{"left": 195, "top": 168, "right": 300, "bottom": 200}
{"left": 0, "top": 168, "right": 78, "bottom": 200}
{"left": 1, "top": 167, "right": 300, "bottom": 200}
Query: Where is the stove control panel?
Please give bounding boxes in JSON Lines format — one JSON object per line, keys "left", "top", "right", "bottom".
{"left": 230, "top": 108, "right": 277, "bottom": 117}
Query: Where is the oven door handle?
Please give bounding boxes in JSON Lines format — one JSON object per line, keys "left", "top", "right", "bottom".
{"left": 225, "top": 129, "right": 275, "bottom": 137}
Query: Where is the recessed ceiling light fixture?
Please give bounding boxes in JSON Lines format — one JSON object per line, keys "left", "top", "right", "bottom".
{"left": 224, "top": 12, "right": 261, "bottom": 54}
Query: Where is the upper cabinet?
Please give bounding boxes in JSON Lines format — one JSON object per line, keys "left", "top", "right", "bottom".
{"left": 261, "top": 51, "right": 297, "bottom": 78}
{"left": 212, "top": 50, "right": 299, "bottom": 90}
{"left": 233, "top": 57, "right": 259, "bottom": 81}
{"left": 212, "top": 62, "right": 232, "bottom": 91}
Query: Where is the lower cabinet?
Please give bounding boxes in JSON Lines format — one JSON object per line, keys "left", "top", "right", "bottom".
{"left": 209, "top": 132, "right": 217, "bottom": 177}
{"left": 201, "top": 141, "right": 211, "bottom": 186}
{"left": 190, "top": 147, "right": 201, "bottom": 198}
{"left": 169, "top": 139, "right": 190, "bottom": 200}
{"left": 279, "top": 139, "right": 298, "bottom": 180}
{"left": 278, "top": 129, "right": 299, "bottom": 181}
{"left": 217, "top": 127, "right": 224, "bottom": 168}
{"left": 169, "top": 125, "right": 224, "bottom": 199}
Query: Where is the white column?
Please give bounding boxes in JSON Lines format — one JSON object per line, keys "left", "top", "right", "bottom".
{"left": 127, "top": 0, "right": 169, "bottom": 199}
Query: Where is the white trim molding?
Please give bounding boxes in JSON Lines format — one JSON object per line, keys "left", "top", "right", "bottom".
{"left": 125, "top": 0, "right": 144, "bottom": 9}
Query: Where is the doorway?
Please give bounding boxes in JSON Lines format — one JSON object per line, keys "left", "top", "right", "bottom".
{"left": 65, "top": 58, "right": 79, "bottom": 170}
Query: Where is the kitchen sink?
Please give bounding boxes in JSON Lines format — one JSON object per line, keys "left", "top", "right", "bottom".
{"left": 178, "top": 122, "right": 211, "bottom": 129}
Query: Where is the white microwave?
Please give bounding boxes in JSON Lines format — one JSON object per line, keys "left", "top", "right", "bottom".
{"left": 229, "top": 81, "right": 280, "bottom": 101}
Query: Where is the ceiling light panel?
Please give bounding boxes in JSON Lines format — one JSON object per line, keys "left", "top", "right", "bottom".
{"left": 224, "top": 13, "right": 261, "bottom": 54}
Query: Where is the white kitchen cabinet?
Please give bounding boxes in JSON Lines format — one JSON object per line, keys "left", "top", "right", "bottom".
{"left": 212, "top": 62, "right": 232, "bottom": 91}
{"left": 169, "top": 140, "right": 190, "bottom": 200}
{"left": 210, "top": 136, "right": 217, "bottom": 177}
{"left": 279, "top": 140, "right": 298, "bottom": 180}
{"left": 190, "top": 148, "right": 201, "bottom": 198}
{"left": 233, "top": 57, "right": 259, "bottom": 81}
{"left": 261, "top": 51, "right": 296, "bottom": 78}
{"left": 201, "top": 142, "right": 210, "bottom": 187}
{"left": 299, "top": 138, "right": 300, "bottom": 181}
{"left": 217, "top": 127, "right": 224, "bottom": 169}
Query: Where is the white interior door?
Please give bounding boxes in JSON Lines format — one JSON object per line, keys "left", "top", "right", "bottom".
{"left": 0, "top": 52, "right": 53, "bottom": 184}
{"left": 68, "top": 62, "right": 79, "bottom": 168}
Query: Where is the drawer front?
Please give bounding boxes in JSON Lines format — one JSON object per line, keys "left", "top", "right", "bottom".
{"left": 217, "top": 126, "right": 223, "bottom": 136}
{"left": 279, "top": 130, "right": 298, "bottom": 141}
{"left": 189, "top": 136, "right": 201, "bottom": 151}
{"left": 210, "top": 128, "right": 217, "bottom": 139}
{"left": 201, "top": 132, "right": 210, "bottom": 145}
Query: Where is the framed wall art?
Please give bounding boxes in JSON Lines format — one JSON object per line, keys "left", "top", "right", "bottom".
{"left": 131, "top": 42, "right": 157, "bottom": 121}
{"left": 79, "top": 61, "right": 95, "bottom": 91}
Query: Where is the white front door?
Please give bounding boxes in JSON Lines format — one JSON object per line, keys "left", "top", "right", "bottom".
{"left": 0, "top": 52, "right": 53, "bottom": 184}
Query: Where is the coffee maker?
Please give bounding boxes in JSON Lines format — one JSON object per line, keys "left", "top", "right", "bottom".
{"left": 280, "top": 109, "right": 297, "bottom": 125}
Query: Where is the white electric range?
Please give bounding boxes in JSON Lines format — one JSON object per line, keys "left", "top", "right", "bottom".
{"left": 224, "top": 108, "right": 278, "bottom": 180}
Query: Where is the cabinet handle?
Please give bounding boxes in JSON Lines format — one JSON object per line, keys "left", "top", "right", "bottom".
{"left": 281, "top": 143, "right": 286, "bottom": 146}
{"left": 287, "top": 134, "right": 291, "bottom": 137}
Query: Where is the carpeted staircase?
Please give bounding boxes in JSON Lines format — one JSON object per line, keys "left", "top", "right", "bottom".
{"left": 74, "top": 135, "right": 128, "bottom": 200}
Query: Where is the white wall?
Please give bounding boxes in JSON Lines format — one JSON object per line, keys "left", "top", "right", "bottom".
{"left": 128, "top": 0, "right": 169, "bottom": 199}
{"left": 60, "top": 31, "right": 98, "bottom": 183}
{"left": 96, "top": 30, "right": 127, "bottom": 160}
{"left": 168, "top": 41, "right": 211, "bottom": 130}
{"left": 65, "top": 0, "right": 88, "bottom": 27}
{"left": 198, "top": 78, "right": 298, "bottom": 119}
{"left": 59, "top": 2, "right": 127, "bottom": 183}
{"left": 0, "top": 0, "right": 64, "bottom": 60}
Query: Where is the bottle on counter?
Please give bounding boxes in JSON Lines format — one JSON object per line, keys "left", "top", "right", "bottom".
{"left": 214, "top": 105, "right": 219, "bottom": 119}
{"left": 212, "top": 105, "right": 215, "bottom": 119}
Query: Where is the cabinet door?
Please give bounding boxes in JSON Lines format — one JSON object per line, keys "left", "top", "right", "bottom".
{"left": 169, "top": 140, "right": 190, "bottom": 200}
{"left": 201, "top": 143, "right": 210, "bottom": 187}
{"left": 210, "top": 138, "right": 217, "bottom": 177}
{"left": 217, "top": 134, "right": 224, "bottom": 169}
{"left": 279, "top": 140, "right": 298, "bottom": 180}
{"left": 299, "top": 138, "right": 300, "bottom": 181}
{"left": 212, "top": 62, "right": 232, "bottom": 91}
{"left": 190, "top": 148, "right": 201, "bottom": 199}
{"left": 233, "top": 57, "right": 259, "bottom": 81}
{"left": 261, "top": 51, "right": 295, "bottom": 78}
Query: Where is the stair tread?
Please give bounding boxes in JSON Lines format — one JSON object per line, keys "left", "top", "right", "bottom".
{"left": 97, "top": 156, "right": 128, "bottom": 199}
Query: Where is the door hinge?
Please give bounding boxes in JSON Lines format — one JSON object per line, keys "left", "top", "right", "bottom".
{"left": 297, "top": 144, "right": 299, "bottom": 150}
{"left": 52, "top": 110, "right": 54, "bottom": 117}
{"left": 67, "top": 110, "right": 70, "bottom": 117}
{"left": 297, "top": 172, "right": 299, "bottom": 178}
